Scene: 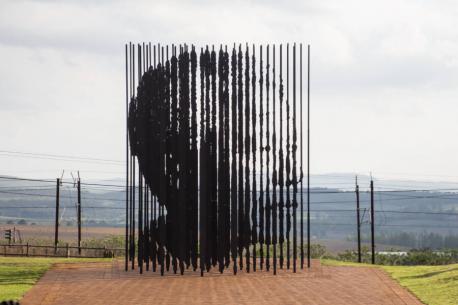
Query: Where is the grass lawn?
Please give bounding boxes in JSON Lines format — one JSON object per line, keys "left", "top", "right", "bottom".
{"left": 0, "top": 256, "right": 111, "bottom": 301}
{"left": 322, "top": 259, "right": 458, "bottom": 305}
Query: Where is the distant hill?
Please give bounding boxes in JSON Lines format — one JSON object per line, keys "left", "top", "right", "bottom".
{"left": 1, "top": 174, "right": 457, "bottom": 248}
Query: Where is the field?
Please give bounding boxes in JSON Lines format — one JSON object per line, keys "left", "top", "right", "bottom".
{"left": 384, "top": 264, "right": 458, "bottom": 305}
{"left": 323, "top": 259, "right": 458, "bottom": 305}
{"left": 0, "top": 225, "right": 124, "bottom": 243}
{"left": 1, "top": 225, "right": 408, "bottom": 254}
{"left": 0, "top": 257, "right": 111, "bottom": 301}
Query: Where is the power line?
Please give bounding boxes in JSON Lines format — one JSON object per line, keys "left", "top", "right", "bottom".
{"left": 0, "top": 176, "right": 126, "bottom": 188}
{"left": 311, "top": 209, "right": 458, "bottom": 216}
{"left": 0, "top": 153, "right": 124, "bottom": 166}
{"left": 0, "top": 189, "right": 125, "bottom": 202}
{"left": 0, "top": 205, "right": 76, "bottom": 209}
{"left": 1, "top": 186, "right": 457, "bottom": 202}
{"left": 0, "top": 206, "right": 128, "bottom": 210}
{"left": 0, "top": 190, "right": 57, "bottom": 198}
{"left": 314, "top": 223, "right": 458, "bottom": 229}
{"left": 78, "top": 182, "right": 125, "bottom": 188}
{"left": 0, "top": 150, "right": 124, "bottom": 164}
{"left": 2, "top": 175, "right": 458, "bottom": 194}
{"left": 0, "top": 176, "right": 55, "bottom": 183}
{"left": 0, "top": 186, "right": 55, "bottom": 190}
{"left": 377, "top": 193, "right": 458, "bottom": 200}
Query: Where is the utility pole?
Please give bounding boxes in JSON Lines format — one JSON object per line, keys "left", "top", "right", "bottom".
{"left": 125, "top": 43, "right": 130, "bottom": 272}
{"left": 370, "top": 178, "right": 375, "bottom": 264}
{"left": 54, "top": 178, "right": 60, "bottom": 253}
{"left": 77, "top": 173, "right": 82, "bottom": 255}
{"left": 355, "top": 176, "right": 361, "bottom": 263}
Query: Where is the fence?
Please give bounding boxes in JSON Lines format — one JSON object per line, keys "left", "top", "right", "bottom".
{"left": 0, "top": 243, "right": 124, "bottom": 258}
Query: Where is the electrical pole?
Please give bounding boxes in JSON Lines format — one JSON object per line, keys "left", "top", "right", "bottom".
{"left": 77, "top": 174, "right": 82, "bottom": 255}
{"left": 54, "top": 178, "right": 60, "bottom": 253}
{"left": 125, "top": 43, "right": 130, "bottom": 272}
{"left": 370, "top": 178, "right": 375, "bottom": 264}
{"left": 355, "top": 176, "right": 361, "bottom": 263}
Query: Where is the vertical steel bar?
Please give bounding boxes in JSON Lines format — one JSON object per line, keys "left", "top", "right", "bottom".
{"left": 132, "top": 42, "right": 136, "bottom": 270}
{"left": 307, "top": 44, "right": 311, "bottom": 269}
{"left": 205, "top": 45, "right": 212, "bottom": 269}
{"left": 145, "top": 186, "right": 149, "bottom": 271}
{"left": 128, "top": 42, "right": 135, "bottom": 261}
{"left": 251, "top": 44, "right": 257, "bottom": 272}
{"left": 258, "top": 45, "right": 264, "bottom": 270}
{"left": 244, "top": 44, "right": 251, "bottom": 273}
{"left": 170, "top": 44, "right": 177, "bottom": 274}
{"left": 279, "top": 44, "right": 284, "bottom": 269}
{"left": 210, "top": 46, "right": 217, "bottom": 270}
{"left": 272, "top": 44, "right": 277, "bottom": 275}
{"left": 286, "top": 43, "right": 291, "bottom": 269}
{"left": 237, "top": 45, "right": 244, "bottom": 271}
{"left": 225, "top": 44, "right": 230, "bottom": 271}
{"left": 292, "top": 43, "right": 297, "bottom": 273}
{"left": 139, "top": 171, "right": 143, "bottom": 273}
{"left": 265, "top": 44, "right": 271, "bottom": 272}
{"left": 300, "top": 43, "right": 304, "bottom": 269}
{"left": 190, "top": 45, "right": 198, "bottom": 271}
{"left": 230, "top": 45, "right": 238, "bottom": 274}
{"left": 218, "top": 46, "right": 225, "bottom": 273}
{"left": 138, "top": 44, "right": 143, "bottom": 274}
{"left": 125, "top": 43, "right": 129, "bottom": 271}
{"left": 223, "top": 45, "right": 231, "bottom": 270}
{"left": 143, "top": 42, "right": 146, "bottom": 75}
{"left": 200, "top": 47, "right": 208, "bottom": 275}
{"left": 159, "top": 43, "right": 166, "bottom": 276}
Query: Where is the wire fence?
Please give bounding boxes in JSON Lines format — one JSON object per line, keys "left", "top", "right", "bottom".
{"left": 0, "top": 243, "right": 123, "bottom": 258}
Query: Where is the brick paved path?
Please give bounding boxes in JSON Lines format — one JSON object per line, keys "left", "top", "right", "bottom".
{"left": 21, "top": 260, "right": 424, "bottom": 305}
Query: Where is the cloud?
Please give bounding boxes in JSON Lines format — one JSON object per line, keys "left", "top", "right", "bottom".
{"left": 0, "top": 0, "right": 458, "bottom": 180}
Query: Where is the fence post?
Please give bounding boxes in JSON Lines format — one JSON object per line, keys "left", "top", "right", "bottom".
{"left": 26, "top": 243, "right": 29, "bottom": 257}
{"left": 66, "top": 243, "right": 69, "bottom": 258}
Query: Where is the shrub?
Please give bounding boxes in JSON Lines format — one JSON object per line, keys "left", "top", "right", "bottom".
{"left": 334, "top": 248, "right": 458, "bottom": 265}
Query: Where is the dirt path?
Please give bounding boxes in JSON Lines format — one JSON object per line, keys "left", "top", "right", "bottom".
{"left": 21, "top": 260, "right": 423, "bottom": 305}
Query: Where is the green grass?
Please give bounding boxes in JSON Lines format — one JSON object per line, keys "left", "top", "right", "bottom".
{"left": 322, "top": 259, "right": 458, "bottom": 305}
{"left": 0, "top": 256, "right": 111, "bottom": 301}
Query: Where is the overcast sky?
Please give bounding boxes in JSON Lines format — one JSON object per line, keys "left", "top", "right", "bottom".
{"left": 1, "top": 0, "right": 457, "bottom": 183}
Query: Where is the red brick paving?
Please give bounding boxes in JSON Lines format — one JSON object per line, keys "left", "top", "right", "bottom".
{"left": 21, "top": 260, "right": 424, "bottom": 305}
